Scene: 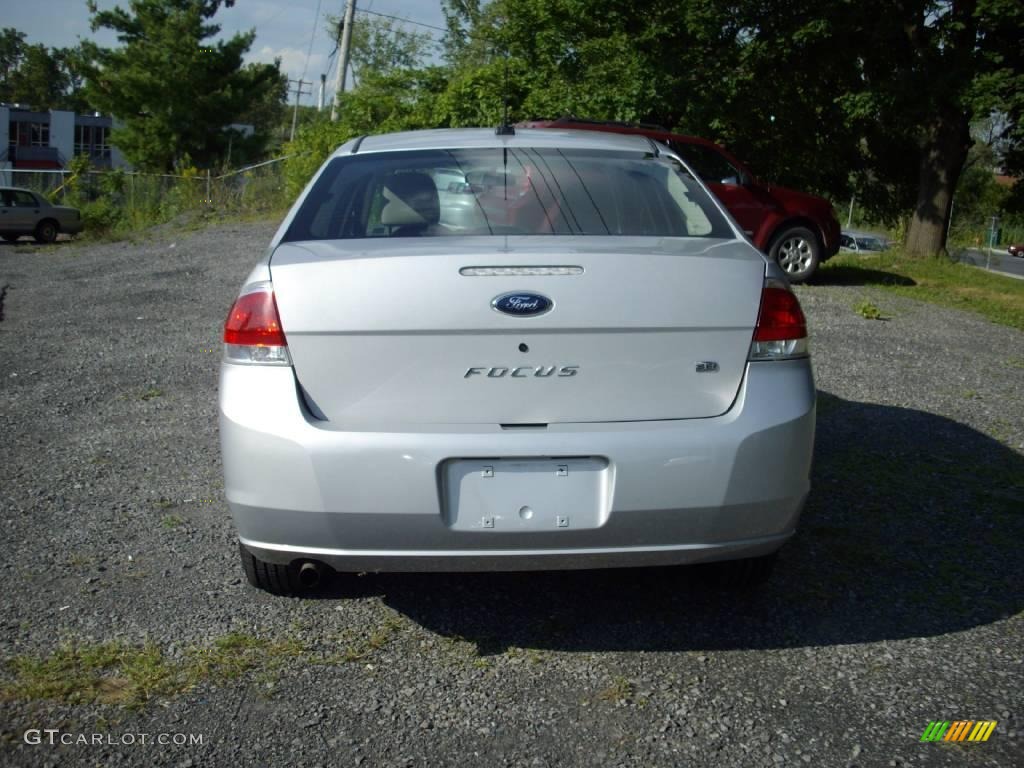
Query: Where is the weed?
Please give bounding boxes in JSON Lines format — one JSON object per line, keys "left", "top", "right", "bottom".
{"left": 597, "top": 676, "right": 634, "bottom": 703}
{"left": 139, "top": 387, "right": 163, "bottom": 401}
{"left": 159, "top": 514, "right": 185, "bottom": 529}
{"left": 854, "top": 298, "right": 884, "bottom": 320}
{"left": 322, "top": 617, "right": 404, "bottom": 664}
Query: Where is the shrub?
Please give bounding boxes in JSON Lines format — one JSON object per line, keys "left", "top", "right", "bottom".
{"left": 80, "top": 197, "right": 125, "bottom": 235}
{"left": 283, "top": 119, "right": 354, "bottom": 199}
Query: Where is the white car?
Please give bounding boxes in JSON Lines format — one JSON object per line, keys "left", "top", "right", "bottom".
{"left": 219, "top": 128, "right": 816, "bottom": 594}
{"left": 839, "top": 231, "right": 889, "bottom": 252}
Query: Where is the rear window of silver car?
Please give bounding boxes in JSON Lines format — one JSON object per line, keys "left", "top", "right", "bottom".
{"left": 283, "top": 148, "right": 732, "bottom": 241}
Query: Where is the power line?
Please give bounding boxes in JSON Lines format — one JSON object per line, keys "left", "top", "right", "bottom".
{"left": 355, "top": 7, "right": 448, "bottom": 33}
{"left": 299, "top": 0, "right": 325, "bottom": 83}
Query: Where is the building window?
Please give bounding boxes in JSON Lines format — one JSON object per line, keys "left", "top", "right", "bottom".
{"left": 96, "top": 126, "right": 110, "bottom": 159}
{"left": 9, "top": 121, "right": 25, "bottom": 147}
{"left": 8, "top": 121, "right": 50, "bottom": 148}
{"left": 74, "top": 124, "right": 111, "bottom": 160}
{"left": 30, "top": 122, "right": 49, "bottom": 147}
{"left": 74, "top": 124, "right": 87, "bottom": 155}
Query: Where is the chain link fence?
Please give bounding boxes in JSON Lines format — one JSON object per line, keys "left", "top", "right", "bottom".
{"left": 948, "top": 214, "right": 1024, "bottom": 251}
{"left": 0, "top": 156, "right": 292, "bottom": 235}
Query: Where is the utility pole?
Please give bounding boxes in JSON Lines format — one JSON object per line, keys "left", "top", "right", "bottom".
{"left": 330, "top": 0, "right": 356, "bottom": 122}
{"left": 318, "top": 73, "right": 327, "bottom": 112}
{"left": 288, "top": 78, "right": 313, "bottom": 142}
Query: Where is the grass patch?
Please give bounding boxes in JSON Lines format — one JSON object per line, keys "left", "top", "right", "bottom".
{"left": 503, "top": 647, "right": 547, "bottom": 665}
{"left": 2, "top": 632, "right": 308, "bottom": 708}
{"left": 2, "top": 642, "right": 182, "bottom": 707}
{"left": 159, "top": 514, "right": 185, "bottom": 529}
{"left": 139, "top": 387, "right": 163, "bottom": 401}
{"left": 819, "top": 250, "right": 1024, "bottom": 330}
{"left": 320, "top": 617, "right": 405, "bottom": 664}
{"left": 854, "top": 298, "right": 885, "bottom": 320}
{"left": 186, "top": 632, "right": 304, "bottom": 684}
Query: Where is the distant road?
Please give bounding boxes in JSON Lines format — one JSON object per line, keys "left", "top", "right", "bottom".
{"left": 959, "top": 248, "right": 1024, "bottom": 279}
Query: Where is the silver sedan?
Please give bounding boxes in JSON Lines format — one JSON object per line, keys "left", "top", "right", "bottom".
{"left": 0, "top": 187, "right": 83, "bottom": 243}
{"left": 219, "top": 128, "right": 816, "bottom": 594}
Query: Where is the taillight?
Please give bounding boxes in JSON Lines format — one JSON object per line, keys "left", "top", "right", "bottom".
{"left": 749, "top": 278, "right": 808, "bottom": 360}
{"left": 223, "top": 282, "right": 291, "bottom": 365}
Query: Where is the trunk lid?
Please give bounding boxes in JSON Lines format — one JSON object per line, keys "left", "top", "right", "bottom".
{"left": 270, "top": 236, "right": 764, "bottom": 426}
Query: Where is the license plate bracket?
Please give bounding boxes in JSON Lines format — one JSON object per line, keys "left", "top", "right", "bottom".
{"left": 442, "top": 457, "right": 610, "bottom": 532}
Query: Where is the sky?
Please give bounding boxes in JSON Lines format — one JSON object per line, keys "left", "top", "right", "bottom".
{"left": 5, "top": 0, "right": 449, "bottom": 105}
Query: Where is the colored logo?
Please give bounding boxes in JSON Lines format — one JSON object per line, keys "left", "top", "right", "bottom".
{"left": 920, "top": 721, "right": 997, "bottom": 742}
{"left": 491, "top": 292, "right": 553, "bottom": 317}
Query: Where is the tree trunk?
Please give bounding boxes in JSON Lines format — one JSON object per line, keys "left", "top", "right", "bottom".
{"left": 905, "top": 107, "right": 972, "bottom": 257}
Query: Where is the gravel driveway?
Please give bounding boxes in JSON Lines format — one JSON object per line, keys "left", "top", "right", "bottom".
{"left": 1, "top": 222, "right": 1021, "bottom": 767}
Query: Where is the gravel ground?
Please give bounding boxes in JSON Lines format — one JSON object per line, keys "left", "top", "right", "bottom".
{"left": 0, "top": 222, "right": 1021, "bottom": 768}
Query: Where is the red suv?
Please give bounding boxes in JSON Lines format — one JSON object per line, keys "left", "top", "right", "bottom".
{"left": 521, "top": 118, "right": 840, "bottom": 282}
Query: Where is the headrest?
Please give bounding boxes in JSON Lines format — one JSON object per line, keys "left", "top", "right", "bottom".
{"left": 380, "top": 173, "right": 440, "bottom": 227}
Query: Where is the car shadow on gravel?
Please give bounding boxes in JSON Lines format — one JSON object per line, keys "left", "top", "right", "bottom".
{"left": 812, "top": 264, "right": 916, "bottom": 286}
{"left": 318, "top": 391, "right": 1022, "bottom": 655}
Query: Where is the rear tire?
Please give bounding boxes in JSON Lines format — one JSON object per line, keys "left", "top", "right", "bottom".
{"left": 239, "top": 542, "right": 298, "bottom": 596}
{"left": 769, "top": 226, "right": 820, "bottom": 283}
{"left": 703, "top": 552, "right": 778, "bottom": 589}
{"left": 34, "top": 220, "right": 59, "bottom": 244}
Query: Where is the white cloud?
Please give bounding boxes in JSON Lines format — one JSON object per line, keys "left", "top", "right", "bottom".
{"left": 249, "top": 46, "right": 327, "bottom": 85}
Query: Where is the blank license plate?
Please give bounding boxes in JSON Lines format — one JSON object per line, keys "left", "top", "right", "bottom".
{"left": 442, "top": 457, "right": 610, "bottom": 532}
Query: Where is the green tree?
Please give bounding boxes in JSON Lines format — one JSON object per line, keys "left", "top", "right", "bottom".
{"left": 79, "top": 0, "right": 286, "bottom": 171}
{"left": 347, "top": 15, "right": 434, "bottom": 76}
{"left": 0, "top": 28, "right": 89, "bottom": 111}
{"left": 0, "top": 28, "right": 28, "bottom": 90}
{"left": 841, "top": 0, "right": 1024, "bottom": 255}
{"left": 438, "top": 0, "right": 692, "bottom": 127}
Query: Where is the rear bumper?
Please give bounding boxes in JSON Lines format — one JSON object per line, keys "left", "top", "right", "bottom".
{"left": 220, "top": 359, "right": 816, "bottom": 572}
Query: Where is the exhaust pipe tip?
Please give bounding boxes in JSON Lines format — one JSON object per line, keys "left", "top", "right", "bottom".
{"left": 297, "top": 561, "right": 322, "bottom": 589}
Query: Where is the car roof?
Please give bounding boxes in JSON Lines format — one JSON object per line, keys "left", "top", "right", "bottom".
{"left": 331, "top": 128, "right": 659, "bottom": 157}
{"left": 0, "top": 187, "right": 37, "bottom": 194}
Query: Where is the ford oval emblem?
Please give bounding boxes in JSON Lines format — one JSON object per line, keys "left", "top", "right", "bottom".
{"left": 491, "top": 292, "right": 553, "bottom": 317}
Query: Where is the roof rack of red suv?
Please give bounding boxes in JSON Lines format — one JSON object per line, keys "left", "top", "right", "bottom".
{"left": 519, "top": 115, "right": 670, "bottom": 133}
